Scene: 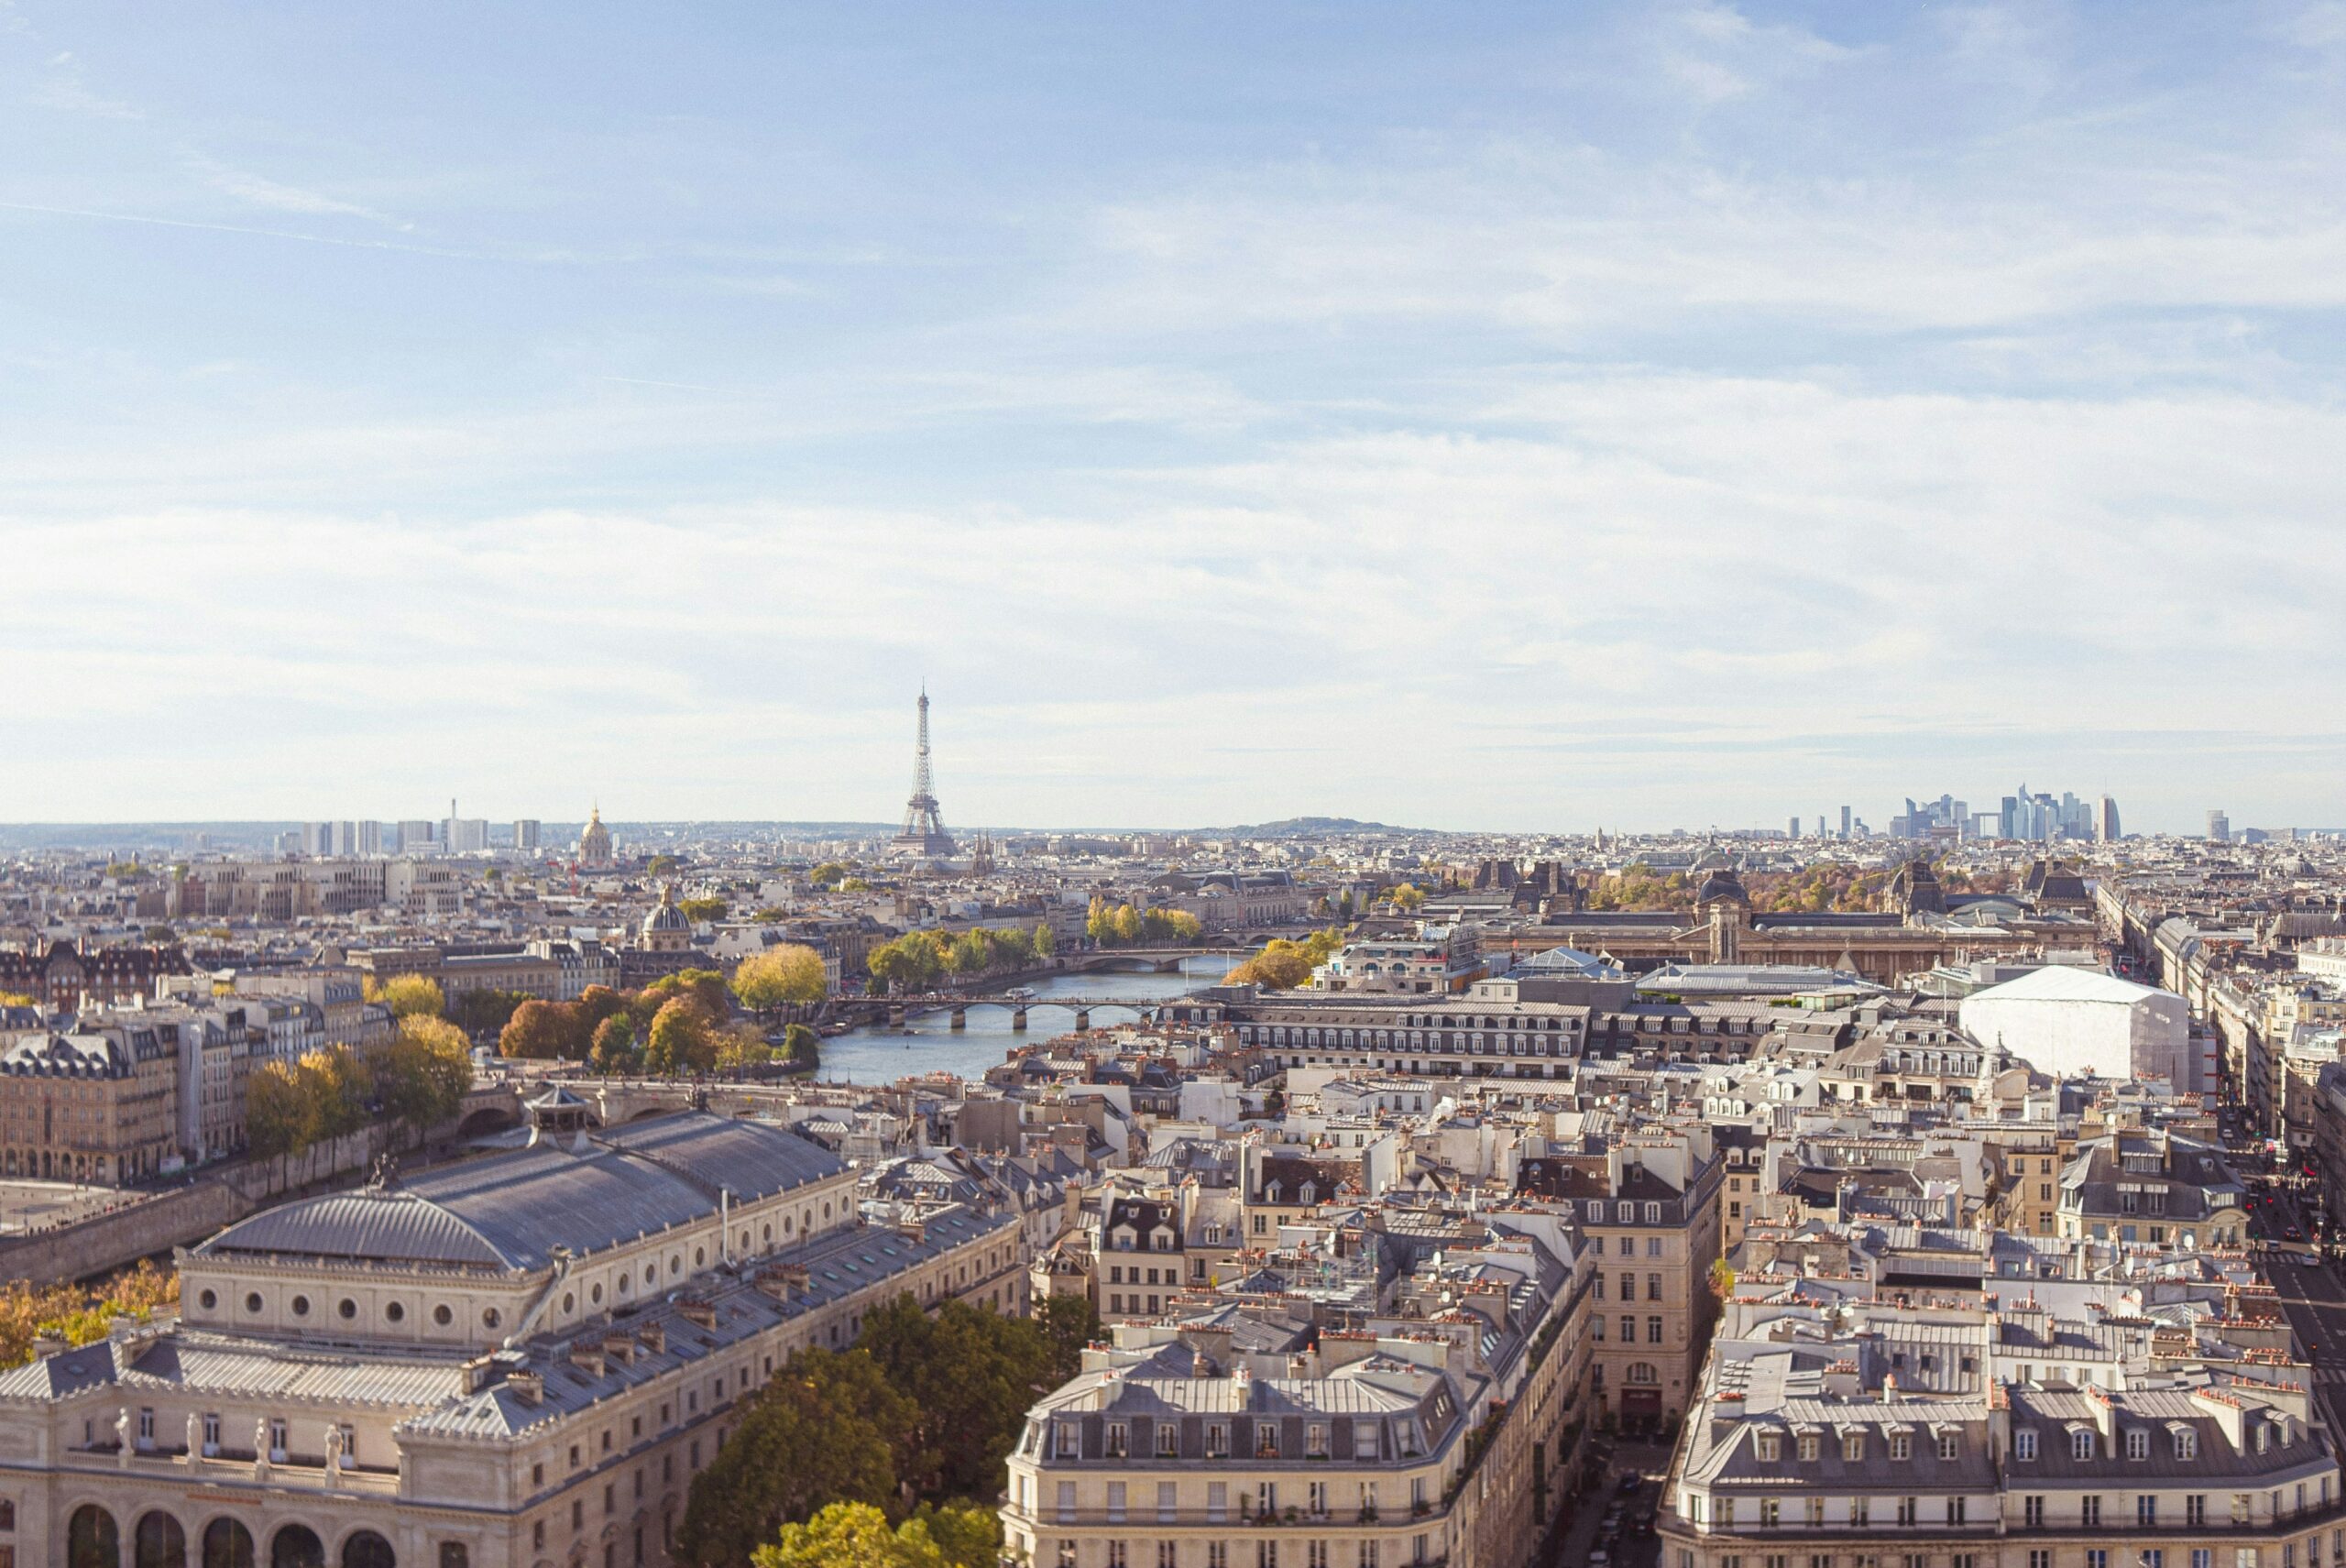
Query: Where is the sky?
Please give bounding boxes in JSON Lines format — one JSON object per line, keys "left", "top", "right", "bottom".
{"left": 4, "top": 2, "right": 2343, "bottom": 834}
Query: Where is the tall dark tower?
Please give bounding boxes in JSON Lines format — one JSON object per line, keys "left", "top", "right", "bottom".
{"left": 891, "top": 687, "right": 956, "bottom": 856}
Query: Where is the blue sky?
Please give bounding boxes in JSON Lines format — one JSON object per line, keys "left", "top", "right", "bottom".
{"left": 5, "top": 2, "right": 2343, "bottom": 832}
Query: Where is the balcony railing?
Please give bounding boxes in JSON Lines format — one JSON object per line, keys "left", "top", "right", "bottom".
{"left": 1003, "top": 1505, "right": 1441, "bottom": 1531}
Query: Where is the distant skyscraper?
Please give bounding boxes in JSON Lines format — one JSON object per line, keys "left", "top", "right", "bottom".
{"left": 892, "top": 687, "right": 956, "bottom": 857}
{"left": 1788, "top": 816, "right": 1801, "bottom": 839}
{"left": 514, "top": 819, "right": 541, "bottom": 852}
{"left": 398, "top": 819, "right": 436, "bottom": 854}
{"left": 2208, "top": 809, "right": 2231, "bottom": 843}
{"left": 2095, "top": 795, "right": 2121, "bottom": 841}
{"left": 1839, "top": 806, "right": 1851, "bottom": 838}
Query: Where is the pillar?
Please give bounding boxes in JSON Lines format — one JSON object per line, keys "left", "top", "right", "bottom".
{"left": 1012, "top": 1009, "right": 1027, "bottom": 1031}
{"left": 950, "top": 1008, "right": 967, "bottom": 1031}
{"left": 1074, "top": 1009, "right": 1090, "bottom": 1033}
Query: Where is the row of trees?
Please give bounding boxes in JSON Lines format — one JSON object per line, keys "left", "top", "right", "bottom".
{"left": 1082, "top": 898, "right": 1203, "bottom": 947}
{"left": 1225, "top": 927, "right": 1345, "bottom": 990}
{"left": 864, "top": 924, "right": 1055, "bottom": 995}
{"left": 246, "top": 1014, "right": 475, "bottom": 1173}
{"left": 0, "top": 1260, "right": 178, "bottom": 1370}
{"left": 677, "top": 1294, "right": 1097, "bottom": 1568}
{"left": 497, "top": 963, "right": 826, "bottom": 1077}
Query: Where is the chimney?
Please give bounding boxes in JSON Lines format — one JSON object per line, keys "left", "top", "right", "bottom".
{"left": 508, "top": 1369, "right": 544, "bottom": 1406}
{"left": 1883, "top": 1372, "right": 1899, "bottom": 1404}
{"left": 568, "top": 1342, "right": 606, "bottom": 1378}
{"left": 636, "top": 1321, "right": 667, "bottom": 1355}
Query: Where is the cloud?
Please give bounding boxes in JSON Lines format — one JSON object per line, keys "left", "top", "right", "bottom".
{"left": 183, "top": 154, "right": 411, "bottom": 228}
{"left": 27, "top": 49, "right": 139, "bottom": 118}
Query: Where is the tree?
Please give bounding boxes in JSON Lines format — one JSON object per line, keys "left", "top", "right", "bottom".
{"left": 641, "top": 968, "right": 733, "bottom": 1024}
{"left": 1036, "top": 1292, "right": 1102, "bottom": 1386}
{"left": 378, "top": 1015, "right": 475, "bottom": 1136}
{"left": 590, "top": 1014, "right": 641, "bottom": 1075}
{"left": 648, "top": 854, "right": 683, "bottom": 876}
{"left": 856, "top": 1296, "right": 1050, "bottom": 1501}
{"left": 1030, "top": 922, "right": 1055, "bottom": 958}
{"left": 781, "top": 1023, "right": 821, "bottom": 1073}
{"left": 0, "top": 991, "right": 38, "bottom": 1008}
{"left": 734, "top": 945, "right": 829, "bottom": 1011}
{"left": 678, "top": 896, "right": 729, "bottom": 923}
{"left": 716, "top": 1027, "right": 778, "bottom": 1071}
{"left": 645, "top": 997, "right": 718, "bottom": 1076}
{"left": 246, "top": 1061, "right": 319, "bottom": 1167}
{"left": 752, "top": 1504, "right": 997, "bottom": 1568}
{"left": 1226, "top": 938, "right": 1316, "bottom": 990}
{"left": 1708, "top": 1257, "right": 1738, "bottom": 1302}
{"left": 676, "top": 1349, "right": 910, "bottom": 1568}
{"left": 1110, "top": 903, "right": 1142, "bottom": 944}
{"left": 447, "top": 987, "right": 530, "bottom": 1037}
{"left": 808, "top": 861, "right": 849, "bottom": 889}
{"left": 839, "top": 877, "right": 871, "bottom": 893}
{"left": 366, "top": 973, "right": 444, "bottom": 1019}
{"left": 499, "top": 999, "right": 576, "bottom": 1059}
{"left": 300, "top": 1047, "right": 372, "bottom": 1143}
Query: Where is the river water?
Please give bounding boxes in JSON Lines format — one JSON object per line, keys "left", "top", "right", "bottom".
{"left": 811, "top": 955, "right": 1243, "bottom": 1084}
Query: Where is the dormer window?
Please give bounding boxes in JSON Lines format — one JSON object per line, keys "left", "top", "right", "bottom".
{"left": 1057, "top": 1423, "right": 1079, "bottom": 1458}
{"left": 1938, "top": 1432, "right": 1959, "bottom": 1461}
{"left": 2127, "top": 1430, "right": 2149, "bottom": 1461}
{"left": 1889, "top": 1433, "right": 1911, "bottom": 1462}
{"left": 1797, "top": 1434, "right": 1819, "bottom": 1463}
{"left": 2072, "top": 1431, "right": 2095, "bottom": 1461}
{"left": 2014, "top": 1430, "right": 2037, "bottom": 1461}
{"left": 1756, "top": 1433, "right": 1781, "bottom": 1462}
{"left": 2176, "top": 1430, "right": 2198, "bottom": 1461}
{"left": 1106, "top": 1423, "right": 1128, "bottom": 1458}
{"left": 1843, "top": 1431, "right": 1865, "bottom": 1462}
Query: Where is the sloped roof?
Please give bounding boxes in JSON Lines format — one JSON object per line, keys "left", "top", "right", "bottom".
{"left": 1967, "top": 966, "right": 2171, "bottom": 1006}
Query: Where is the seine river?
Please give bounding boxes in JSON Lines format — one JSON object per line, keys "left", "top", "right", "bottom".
{"left": 810, "top": 954, "right": 1243, "bottom": 1084}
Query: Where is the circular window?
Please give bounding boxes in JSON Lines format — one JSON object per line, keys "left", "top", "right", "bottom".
{"left": 291, "top": 1295, "right": 311, "bottom": 1317}
{"left": 433, "top": 1304, "right": 453, "bottom": 1326}
{"left": 618, "top": 1274, "right": 630, "bottom": 1295}
{"left": 483, "top": 1307, "right": 502, "bottom": 1329}
{"left": 643, "top": 1266, "right": 655, "bottom": 1286}
{"left": 762, "top": 1224, "right": 772, "bottom": 1244}
{"left": 694, "top": 1247, "right": 705, "bottom": 1268}
{"left": 244, "top": 1292, "right": 263, "bottom": 1314}
{"left": 562, "top": 1292, "right": 575, "bottom": 1313}
{"left": 669, "top": 1257, "right": 680, "bottom": 1277}
{"left": 198, "top": 1288, "right": 218, "bottom": 1310}
{"left": 385, "top": 1301, "right": 405, "bottom": 1323}
{"left": 823, "top": 1202, "right": 832, "bottom": 1220}
{"left": 337, "top": 1299, "right": 357, "bottom": 1321}
{"left": 591, "top": 1283, "right": 604, "bottom": 1305}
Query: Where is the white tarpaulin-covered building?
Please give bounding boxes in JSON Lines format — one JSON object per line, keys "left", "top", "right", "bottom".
{"left": 1958, "top": 965, "right": 2198, "bottom": 1090}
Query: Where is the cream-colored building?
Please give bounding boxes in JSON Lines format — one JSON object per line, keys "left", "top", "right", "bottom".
{"left": 0, "top": 1111, "right": 1028, "bottom": 1568}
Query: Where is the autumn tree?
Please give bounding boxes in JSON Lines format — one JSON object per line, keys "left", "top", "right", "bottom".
{"left": 733, "top": 945, "right": 829, "bottom": 1011}
{"left": 499, "top": 999, "right": 576, "bottom": 1059}
{"left": 365, "top": 973, "right": 444, "bottom": 1020}
{"left": 246, "top": 1061, "right": 319, "bottom": 1171}
{"left": 781, "top": 1023, "right": 821, "bottom": 1073}
{"left": 645, "top": 997, "right": 718, "bottom": 1076}
{"left": 378, "top": 1014, "right": 475, "bottom": 1136}
{"left": 753, "top": 1503, "right": 997, "bottom": 1568}
{"left": 678, "top": 896, "right": 729, "bottom": 923}
{"left": 1030, "top": 922, "right": 1055, "bottom": 958}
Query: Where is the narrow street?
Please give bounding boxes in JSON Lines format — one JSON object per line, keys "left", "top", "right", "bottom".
{"left": 2245, "top": 1171, "right": 2346, "bottom": 1441}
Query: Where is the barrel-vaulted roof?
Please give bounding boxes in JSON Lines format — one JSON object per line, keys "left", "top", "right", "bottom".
{"left": 198, "top": 1112, "right": 844, "bottom": 1274}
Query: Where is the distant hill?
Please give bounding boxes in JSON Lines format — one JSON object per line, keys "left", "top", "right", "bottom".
{"left": 1214, "top": 817, "right": 1411, "bottom": 837}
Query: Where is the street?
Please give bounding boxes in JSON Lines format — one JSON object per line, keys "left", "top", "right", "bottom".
{"left": 2244, "top": 1165, "right": 2346, "bottom": 1441}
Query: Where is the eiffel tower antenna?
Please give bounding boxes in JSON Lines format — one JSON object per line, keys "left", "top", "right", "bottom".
{"left": 893, "top": 685, "right": 955, "bottom": 857}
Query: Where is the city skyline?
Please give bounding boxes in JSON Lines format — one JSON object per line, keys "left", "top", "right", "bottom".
{"left": 6, "top": 4, "right": 2344, "bottom": 828}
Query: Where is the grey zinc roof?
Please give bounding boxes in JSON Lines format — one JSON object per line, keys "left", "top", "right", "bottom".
{"left": 200, "top": 1112, "right": 846, "bottom": 1272}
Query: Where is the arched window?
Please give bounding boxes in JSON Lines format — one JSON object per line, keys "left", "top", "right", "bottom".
{"left": 340, "top": 1531, "right": 395, "bottom": 1568}
{"left": 203, "top": 1519, "right": 255, "bottom": 1568}
{"left": 270, "top": 1525, "right": 324, "bottom": 1568}
{"left": 136, "top": 1511, "right": 188, "bottom": 1568}
{"left": 1626, "top": 1363, "right": 1660, "bottom": 1386}
{"left": 70, "top": 1505, "right": 122, "bottom": 1568}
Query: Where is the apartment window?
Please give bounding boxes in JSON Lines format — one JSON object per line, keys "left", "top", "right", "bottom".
{"left": 1938, "top": 1433, "right": 1958, "bottom": 1461}
{"left": 2178, "top": 1431, "right": 2199, "bottom": 1461}
{"left": 2073, "top": 1431, "right": 2095, "bottom": 1461}
{"left": 1157, "top": 1423, "right": 1178, "bottom": 1458}
{"left": 1056, "top": 1482, "right": 1076, "bottom": 1524}
{"left": 2081, "top": 1497, "right": 2102, "bottom": 1528}
{"left": 1209, "top": 1548, "right": 1227, "bottom": 1568}
{"left": 1257, "top": 1543, "right": 1277, "bottom": 1568}
{"left": 2023, "top": 1497, "right": 2044, "bottom": 1528}
{"left": 2128, "top": 1431, "right": 2150, "bottom": 1461}
{"left": 1798, "top": 1435, "right": 1819, "bottom": 1463}
{"left": 1594, "top": 1318, "right": 1606, "bottom": 1341}
{"left": 1622, "top": 1315, "right": 1636, "bottom": 1343}
{"left": 1946, "top": 1498, "right": 1966, "bottom": 1525}
{"left": 1805, "top": 1498, "right": 1825, "bottom": 1528}
{"left": 1850, "top": 1498, "right": 1869, "bottom": 1528}
{"left": 1649, "top": 1237, "right": 1663, "bottom": 1256}
{"left": 2194, "top": 1554, "right": 2213, "bottom": 1568}
{"left": 1207, "top": 1423, "right": 1229, "bottom": 1458}
{"left": 1649, "top": 1274, "right": 1663, "bottom": 1300}
{"left": 1109, "top": 1484, "right": 1128, "bottom": 1524}
{"left": 1758, "top": 1434, "right": 1781, "bottom": 1463}
{"left": 1160, "top": 1546, "right": 1178, "bottom": 1568}
{"left": 1107, "top": 1423, "right": 1129, "bottom": 1458}
{"left": 1761, "top": 1499, "right": 1781, "bottom": 1529}
{"left": 1057, "top": 1424, "right": 1079, "bottom": 1458}
{"left": 2088, "top": 1554, "right": 2108, "bottom": 1568}
{"left": 1953, "top": 1558, "right": 1975, "bottom": 1568}
{"left": 1889, "top": 1434, "right": 1911, "bottom": 1462}
{"left": 1648, "top": 1317, "right": 1663, "bottom": 1343}
{"left": 2242, "top": 1553, "right": 2262, "bottom": 1568}
{"left": 1307, "top": 1425, "right": 1329, "bottom": 1460}
{"left": 2030, "top": 1554, "right": 2052, "bottom": 1568}
{"left": 1209, "top": 1485, "right": 1229, "bottom": 1525}
{"left": 1645, "top": 1202, "right": 1661, "bottom": 1223}
{"left": 1109, "top": 1546, "right": 1127, "bottom": 1568}
{"left": 1308, "top": 1546, "right": 1328, "bottom": 1568}
{"left": 1896, "top": 1498, "right": 1916, "bottom": 1527}
{"left": 2189, "top": 1497, "right": 2207, "bottom": 1527}
{"left": 1717, "top": 1500, "right": 1737, "bottom": 1528}
{"left": 2237, "top": 1497, "right": 2255, "bottom": 1527}
{"left": 2015, "top": 1430, "right": 2036, "bottom": 1461}
{"left": 1159, "top": 1483, "right": 1178, "bottom": 1523}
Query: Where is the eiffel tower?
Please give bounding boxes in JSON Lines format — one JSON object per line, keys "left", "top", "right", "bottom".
{"left": 891, "top": 686, "right": 956, "bottom": 856}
